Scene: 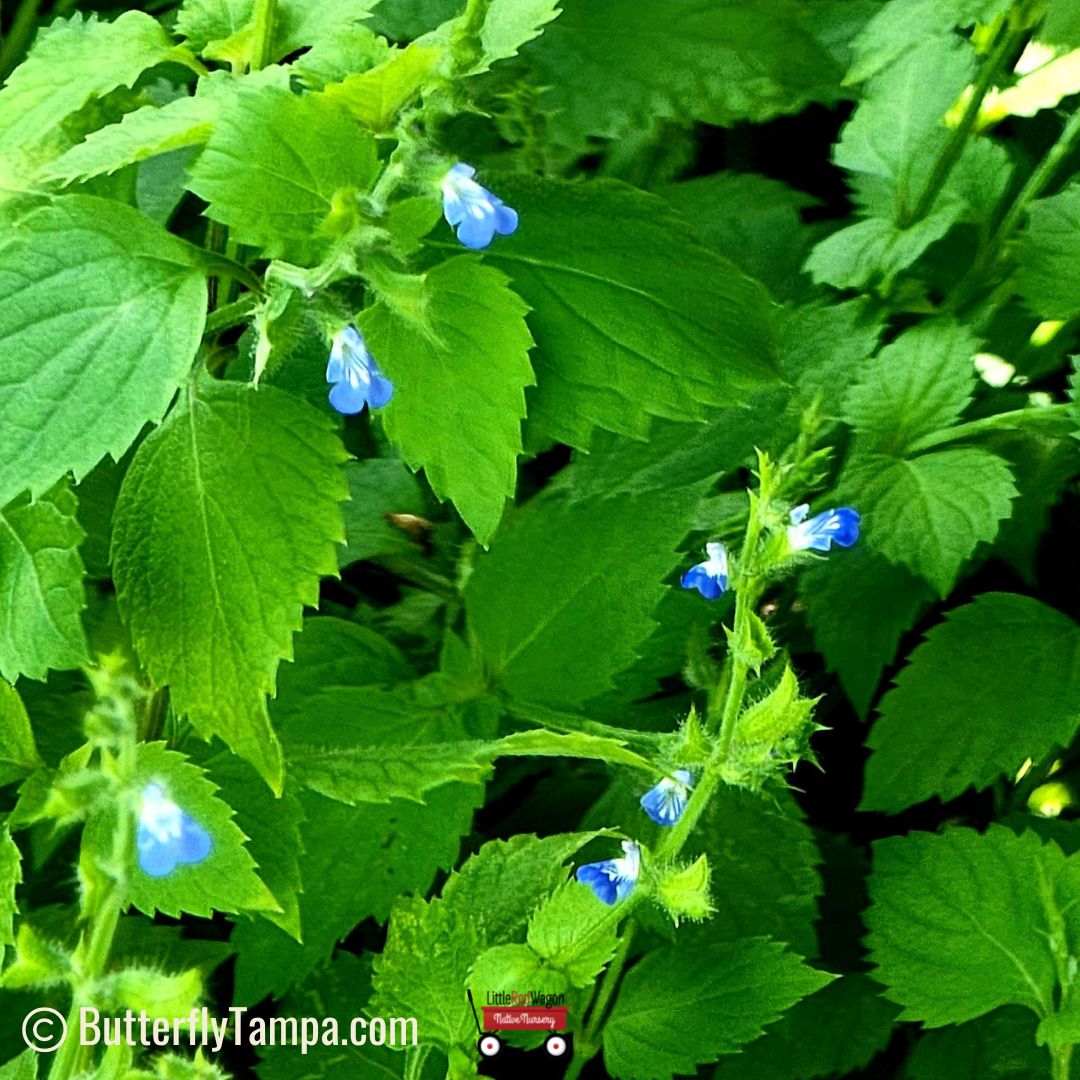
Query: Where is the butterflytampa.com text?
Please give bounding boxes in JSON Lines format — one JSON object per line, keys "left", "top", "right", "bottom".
{"left": 78, "top": 1006, "right": 417, "bottom": 1054}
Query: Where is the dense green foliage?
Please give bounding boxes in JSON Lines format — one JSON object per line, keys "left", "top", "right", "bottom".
{"left": 2, "top": 0, "right": 1080, "bottom": 1078}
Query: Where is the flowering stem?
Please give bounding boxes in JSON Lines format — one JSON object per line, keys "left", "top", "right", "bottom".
{"left": 50, "top": 729, "right": 138, "bottom": 1080}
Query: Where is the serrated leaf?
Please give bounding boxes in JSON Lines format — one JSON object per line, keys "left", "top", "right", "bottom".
{"left": 906, "top": 1007, "right": 1045, "bottom": 1080}
{"left": 711, "top": 975, "right": 898, "bottom": 1080}
{"left": 204, "top": 754, "right": 305, "bottom": 939}
{"left": 867, "top": 826, "right": 1078, "bottom": 1025}
{"left": 176, "top": 0, "right": 373, "bottom": 66}
{"left": 0, "top": 828, "right": 21, "bottom": 957}
{"left": 0, "top": 682, "right": 40, "bottom": 788}
{"left": 863, "top": 593, "right": 1080, "bottom": 812}
{"left": 372, "top": 832, "right": 603, "bottom": 1053}
{"left": 697, "top": 787, "right": 822, "bottom": 958}
{"left": 322, "top": 44, "right": 441, "bottom": 130}
{"left": 847, "top": 0, "right": 1011, "bottom": 83}
{"left": 476, "top": 176, "right": 778, "bottom": 449}
{"left": 801, "top": 547, "right": 933, "bottom": 717}
{"left": 88, "top": 741, "right": 277, "bottom": 919}
{"left": 841, "top": 448, "right": 1016, "bottom": 597}
{"left": 231, "top": 618, "right": 479, "bottom": 1003}
{"left": 0, "top": 484, "right": 89, "bottom": 683}
{"left": 603, "top": 935, "right": 833, "bottom": 1080}
{"left": 805, "top": 208, "right": 957, "bottom": 291}
{"left": 360, "top": 257, "right": 534, "bottom": 545}
{"left": 527, "top": 0, "right": 844, "bottom": 144}
{"left": 466, "top": 484, "right": 711, "bottom": 709}
{"left": 1016, "top": 182, "right": 1080, "bottom": 321}
{"left": 112, "top": 379, "right": 348, "bottom": 791}
{"left": 186, "top": 85, "right": 379, "bottom": 258}
{"left": 843, "top": 322, "right": 980, "bottom": 455}
{"left": 527, "top": 881, "right": 618, "bottom": 989}
{"left": 0, "top": 196, "right": 207, "bottom": 509}
{"left": 0, "top": 13, "right": 178, "bottom": 184}
{"left": 418, "top": 0, "right": 560, "bottom": 73}
{"left": 41, "top": 94, "right": 217, "bottom": 185}
{"left": 662, "top": 173, "right": 819, "bottom": 301}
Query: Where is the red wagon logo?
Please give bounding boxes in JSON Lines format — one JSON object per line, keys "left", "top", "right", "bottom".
{"left": 468, "top": 990, "right": 570, "bottom": 1060}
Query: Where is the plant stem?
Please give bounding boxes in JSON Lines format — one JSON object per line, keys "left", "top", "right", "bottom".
{"left": 50, "top": 732, "right": 137, "bottom": 1080}
{"left": 503, "top": 699, "right": 668, "bottom": 749}
{"left": 203, "top": 293, "right": 258, "bottom": 337}
{"left": 249, "top": 0, "right": 276, "bottom": 72}
{"left": 905, "top": 13, "right": 1021, "bottom": 226}
{"left": 1051, "top": 1044, "right": 1072, "bottom": 1080}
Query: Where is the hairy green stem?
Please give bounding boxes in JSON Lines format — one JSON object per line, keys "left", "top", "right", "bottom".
{"left": 504, "top": 699, "right": 668, "bottom": 749}
{"left": 49, "top": 732, "right": 138, "bottom": 1080}
{"left": 203, "top": 293, "right": 258, "bottom": 337}
{"left": 1051, "top": 1044, "right": 1072, "bottom": 1080}
{"left": 450, "top": 0, "right": 491, "bottom": 75}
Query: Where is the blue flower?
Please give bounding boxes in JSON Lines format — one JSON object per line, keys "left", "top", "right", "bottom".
{"left": 680, "top": 542, "right": 728, "bottom": 600}
{"left": 441, "top": 163, "right": 518, "bottom": 250}
{"left": 576, "top": 841, "right": 640, "bottom": 905}
{"left": 786, "top": 504, "right": 861, "bottom": 553}
{"left": 326, "top": 325, "right": 393, "bottom": 415}
{"left": 640, "top": 770, "right": 694, "bottom": 826}
{"left": 136, "top": 783, "right": 212, "bottom": 878}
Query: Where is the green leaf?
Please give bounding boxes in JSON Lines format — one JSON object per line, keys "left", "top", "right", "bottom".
{"left": 204, "top": 754, "right": 305, "bottom": 939}
{"left": 841, "top": 448, "right": 1016, "bottom": 597}
{"left": 176, "top": 0, "right": 373, "bottom": 66}
{"left": 368, "top": 0, "right": 462, "bottom": 41}
{"left": 847, "top": 0, "right": 1011, "bottom": 83}
{"left": 867, "top": 825, "right": 1077, "bottom": 1025}
{"left": 863, "top": 593, "right": 1080, "bottom": 812}
{"left": 466, "top": 484, "right": 710, "bottom": 709}
{"left": 1015, "top": 182, "right": 1080, "bottom": 321}
{"left": 0, "top": 828, "right": 21, "bottom": 957}
{"left": 360, "top": 257, "right": 534, "bottom": 545}
{"left": 0, "top": 484, "right": 89, "bottom": 683}
{"left": 805, "top": 208, "right": 958, "bottom": 291}
{"left": 603, "top": 935, "right": 833, "bottom": 1080}
{"left": 0, "top": 682, "right": 40, "bottom": 787}
{"left": 321, "top": 43, "right": 441, "bottom": 130}
{"left": 112, "top": 379, "right": 348, "bottom": 791}
{"left": 526, "top": 881, "right": 618, "bottom": 989}
{"left": 0, "top": 13, "right": 178, "bottom": 184}
{"left": 0, "top": 196, "right": 207, "bottom": 509}
{"left": 0, "top": 1053, "right": 36, "bottom": 1080}
{"left": 801, "top": 547, "right": 933, "bottom": 717}
{"left": 527, "top": 0, "right": 844, "bottom": 144}
{"left": 476, "top": 176, "right": 778, "bottom": 449}
{"left": 662, "top": 173, "right": 818, "bottom": 301}
{"left": 340, "top": 457, "right": 427, "bottom": 566}
{"left": 186, "top": 85, "right": 379, "bottom": 258}
{"left": 843, "top": 322, "right": 980, "bottom": 455}
{"left": 92, "top": 741, "right": 277, "bottom": 919}
{"left": 906, "top": 1008, "right": 1045, "bottom": 1080}
{"left": 231, "top": 618, "right": 479, "bottom": 1003}
{"left": 373, "top": 832, "right": 603, "bottom": 1053}
{"left": 418, "top": 0, "right": 561, "bottom": 73}
{"left": 696, "top": 787, "right": 822, "bottom": 958}
{"left": 710, "top": 975, "right": 898, "bottom": 1080}
{"left": 41, "top": 94, "right": 217, "bottom": 185}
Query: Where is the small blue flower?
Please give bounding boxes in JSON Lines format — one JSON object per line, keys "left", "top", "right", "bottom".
{"left": 680, "top": 542, "right": 728, "bottom": 600}
{"left": 326, "top": 325, "right": 394, "bottom": 416}
{"left": 441, "top": 163, "right": 518, "bottom": 250}
{"left": 576, "top": 841, "right": 640, "bottom": 905}
{"left": 786, "top": 504, "right": 861, "bottom": 553}
{"left": 136, "top": 783, "right": 212, "bottom": 878}
{"left": 640, "top": 770, "right": 694, "bottom": 826}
